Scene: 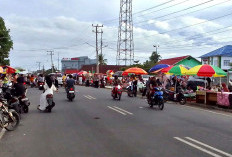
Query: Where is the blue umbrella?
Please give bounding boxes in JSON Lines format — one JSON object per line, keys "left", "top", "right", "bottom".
{"left": 149, "top": 64, "right": 170, "bottom": 73}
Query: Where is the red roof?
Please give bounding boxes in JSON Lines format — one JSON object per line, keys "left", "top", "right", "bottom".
{"left": 158, "top": 56, "right": 189, "bottom": 65}
{"left": 65, "top": 69, "right": 80, "bottom": 74}
{"left": 81, "top": 65, "right": 125, "bottom": 74}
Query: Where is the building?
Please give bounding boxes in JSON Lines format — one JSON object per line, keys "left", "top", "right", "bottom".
{"left": 61, "top": 56, "right": 96, "bottom": 73}
{"left": 158, "top": 55, "right": 201, "bottom": 68}
{"left": 81, "top": 65, "right": 125, "bottom": 74}
{"left": 199, "top": 45, "right": 232, "bottom": 83}
{"left": 199, "top": 45, "right": 232, "bottom": 70}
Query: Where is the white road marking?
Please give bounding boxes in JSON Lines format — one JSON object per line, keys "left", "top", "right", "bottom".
{"left": 87, "top": 95, "right": 96, "bottom": 99}
{"left": 0, "top": 129, "right": 6, "bottom": 140}
{"left": 113, "top": 106, "right": 133, "bottom": 115}
{"left": 182, "top": 105, "right": 232, "bottom": 118}
{"left": 84, "top": 95, "right": 92, "bottom": 100}
{"left": 186, "top": 137, "right": 232, "bottom": 157}
{"left": 174, "top": 137, "right": 222, "bottom": 157}
{"left": 107, "top": 106, "right": 126, "bottom": 115}
{"left": 139, "top": 107, "right": 143, "bottom": 109}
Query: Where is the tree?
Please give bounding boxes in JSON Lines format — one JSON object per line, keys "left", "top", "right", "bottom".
{"left": 98, "top": 54, "right": 107, "bottom": 65}
{"left": 149, "top": 51, "right": 161, "bottom": 64}
{"left": 0, "top": 17, "right": 13, "bottom": 65}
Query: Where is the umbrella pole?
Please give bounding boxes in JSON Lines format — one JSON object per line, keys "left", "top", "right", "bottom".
{"left": 205, "top": 77, "right": 206, "bottom": 104}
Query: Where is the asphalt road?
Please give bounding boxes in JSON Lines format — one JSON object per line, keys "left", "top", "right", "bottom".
{"left": 0, "top": 86, "right": 232, "bottom": 157}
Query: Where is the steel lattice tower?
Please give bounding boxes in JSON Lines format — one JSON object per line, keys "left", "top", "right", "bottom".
{"left": 117, "top": 0, "right": 134, "bottom": 65}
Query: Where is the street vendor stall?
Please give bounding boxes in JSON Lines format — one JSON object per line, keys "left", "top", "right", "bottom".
{"left": 186, "top": 64, "right": 227, "bottom": 105}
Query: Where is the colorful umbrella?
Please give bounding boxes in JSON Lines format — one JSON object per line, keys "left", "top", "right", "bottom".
{"left": 149, "top": 64, "right": 170, "bottom": 73}
{"left": 0, "top": 66, "right": 3, "bottom": 73}
{"left": 162, "top": 65, "right": 188, "bottom": 75}
{"left": 160, "top": 65, "right": 174, "bottom": 73}
{"left": 3, "top": 66, "right": 16, "bottom": 74}
{"left": 122, "top": 67, "right": 148, "bottom": 76}
{"left": 186, "top": 64, "right": 227, "bottom": 77}
{"left": 77, "top": 71, "right": 87, "bottom": 75}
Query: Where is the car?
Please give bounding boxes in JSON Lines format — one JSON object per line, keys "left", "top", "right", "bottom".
{"left": 49, "top": 73, "right": 63, "bottom": 86}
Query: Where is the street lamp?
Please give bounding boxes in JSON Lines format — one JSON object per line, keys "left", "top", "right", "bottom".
{"left": 153, "top": 45, "right": 159, "bottom": 53}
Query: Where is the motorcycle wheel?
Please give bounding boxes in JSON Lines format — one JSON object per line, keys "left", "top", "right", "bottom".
{"left": 23, "top": 106, "right": 29, "bottom": 113}
{"left": 5, "top": 110, "right": 20, "bottom": 131}
{"left": 158, "top": 100, "right": 164, "bottom": 110}
{"left": 118, "top": 94, "right": 121, "bottom": 101}
{"left": 179, "top": 97, "right": 186, "bottom": 105}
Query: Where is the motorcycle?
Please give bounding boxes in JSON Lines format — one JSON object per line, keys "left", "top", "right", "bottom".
{"left": 148, "top": 87, "right": 164, "bottom": 110}
{"left": 38, "top": 82, "right": 44, "bottom": 90}
{"left": 0, "top": 98, "right": 20, "bottom": 131}
{"left": 18, "top": 90, "right": 30, "bottom": 113}
{"left": 112, "top": 85, "right": 122, "bottom": 100}
{"left": 163, "top": 87, "right": 186, "bottom": 105}
{"left": 67, "top": 87, "right": 75, "bottom": 101}
{"left": 127, "top": 85, "right": 137, "bottom": 97}
{"left": 1, "top": 85, "right": 21, "bottom": 115}
{"left": 45, "top": 94, "right": 55, "bottom": 112}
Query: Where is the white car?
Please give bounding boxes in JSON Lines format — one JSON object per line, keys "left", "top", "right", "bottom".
{"left": 49, "top": 73, "right": 63, "bottom": 86}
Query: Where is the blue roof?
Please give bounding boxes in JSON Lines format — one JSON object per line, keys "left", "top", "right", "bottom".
{"left": 199, "top": 45, "right": 232, "bottom": 58}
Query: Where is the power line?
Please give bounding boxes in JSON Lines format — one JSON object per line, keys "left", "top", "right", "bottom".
{"left": 134, "top": 0, "right": 214, "bottom": 25}
{"left": 102, "top": 0, "right": 175, "bottom": 24}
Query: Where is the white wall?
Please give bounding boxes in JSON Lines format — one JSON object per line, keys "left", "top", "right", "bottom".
{"left": 221, "top": 56, "right": 232, "bottom": 70}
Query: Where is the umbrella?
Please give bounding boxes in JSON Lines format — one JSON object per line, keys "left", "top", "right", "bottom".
{"left": 186, "top": 64, "right": 227, "bottom": 77}
{"left": 15, "top": 69, "right": 21, "bottom": 73}
{"left": 0, "top": 66, "right": 3, "bottom": 73}
{"left": 3, "top": 66, "right": 16, "bottom": 74}
{"left": 161, "top": 65, "right": 174, "bottom": 73}
{"left": 149, "top": 64, "right": 170, "bottom": 73}
{"left": 77, "top": 71, "right": 87, "bottom": 75}
{"left": 163, "top": 65, "right": 188, "bottom": 75}
{"left": 122, "top": 67, "right": 148, "bottom": 76}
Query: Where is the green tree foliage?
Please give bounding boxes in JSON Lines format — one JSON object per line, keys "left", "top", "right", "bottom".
{"left": 0, "top": 17, "right": 13, "bottom": 65}
{"left": 98, "top": 54, "right": 107, "bottom": 65}
{"left": 149, "top": 51, "right": 161, "bottom": 64}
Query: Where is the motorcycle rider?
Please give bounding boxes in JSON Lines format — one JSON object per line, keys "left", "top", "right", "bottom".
{"left": 66, "top": 75, "right": 75, "bottom": 93}
{"left": 148, "top": 77, "right": 157, "bottom": 103}
{"left": 38, "top": 75, "right": 57, "bottom": 111}
{"left": 112, "top": 75, "right": 121, "bottom": 95}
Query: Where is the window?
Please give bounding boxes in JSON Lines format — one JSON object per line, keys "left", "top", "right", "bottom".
{"left": 224, "top": 60, "right": 230, "bottom": 66}
{"left": 213, "top": 60, "right": 218, "bottom": 66}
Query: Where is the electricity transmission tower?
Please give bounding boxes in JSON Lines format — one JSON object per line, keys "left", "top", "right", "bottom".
{"left": 117, "top": 0, "right": 134, "bottom": 66}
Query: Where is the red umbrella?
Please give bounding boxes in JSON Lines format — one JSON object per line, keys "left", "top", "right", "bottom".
{"left": 77, "top": 71, "right": 87, "bottom": 75}
{"left": 122, "top": 67, "right": 148, "bottom": 76}
{"left": 160, "top": 65, "right": 174, "bottom": 73}
{"left": 3, "top": 66, "right": 16, "bottom": 74}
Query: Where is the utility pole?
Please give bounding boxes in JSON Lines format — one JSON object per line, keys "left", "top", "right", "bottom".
{"left": 92, "top": 24, "right": 103, "bottom": 73}
{"left": 36, "top": 62, "right": 41, "bottom": 71}
{"left": 47, "top": 50, "right": 54, "bottom": 73}
{"left": 58, "top": 52, "right": 60, "bottom": 72}
{"left": 100, "top": 29, "right": 103, "bottom": 56}
{"left": 42, "top": 64, "right": 45, "bottom": 74}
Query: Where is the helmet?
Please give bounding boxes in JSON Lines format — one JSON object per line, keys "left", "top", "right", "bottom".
{"left": 114, "top": 75, "right": 118, "bottom": 79}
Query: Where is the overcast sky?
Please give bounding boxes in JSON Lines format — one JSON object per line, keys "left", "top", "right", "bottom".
{"left": 0, "top": 0, "right": 232, "bottom": 71}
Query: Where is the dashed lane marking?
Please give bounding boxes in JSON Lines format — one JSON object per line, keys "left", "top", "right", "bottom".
{"left": 107, "top": 106, "right": 126, "bottom": 115}
{"left": 87, "top": 95, "right": 96, "bottom": 99}
{"left": 185, "top": 137, "right": 232, "bottom": 157}
{"left": 84, "top": 95, "right": 92, "bottom": 100}
{"left": 113, "top": 106, "right": 133, "bottom": 115}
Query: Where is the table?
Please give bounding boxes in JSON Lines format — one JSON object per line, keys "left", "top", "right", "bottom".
{"left": 206, "top": 92, "right": 217, "bottom": 106}
{"left": 196, "top": 91, "right": 205, "bottom": 103}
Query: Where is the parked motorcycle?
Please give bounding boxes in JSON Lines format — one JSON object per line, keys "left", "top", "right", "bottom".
{"left": 1, "top": 85, "right": 21, "bottom": 115}
{"left": 148, "top": 87, "right": 164, "bottom": 110}
{"left": 0, "top": 98, "right": 20, "bottom": 131}
{"left": 163, "top": 87, "right": 186, "bottom": 105}
{"left": 18, "top": 91, "right": 30, "bottom": 113}
{"left": 112, "top": 85, "right": 122, "bottom": 100}
{"left": 67, "top": 87, "right": 75, "bottom": 101}
{"left": 45, "top": 94, "right": 55, "bottom": 112}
